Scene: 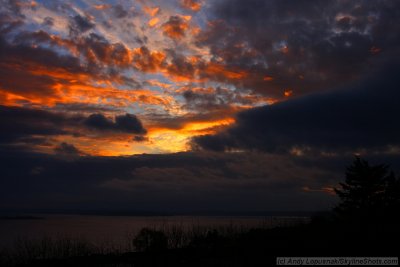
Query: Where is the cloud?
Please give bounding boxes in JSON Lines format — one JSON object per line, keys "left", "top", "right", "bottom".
{"left": 131, "top": 46, "right": 166, "bottom": 72}
{"left": 112, "top": 4, "right": 128, "bottom": 18}
{"left": 0, "top": 105, "right": 147, "bottom": 155}
{"left": 76, "top": 33, "right": 132, "bottom": 67}
{"left": 0, "top": 150, "right": 347, "bottom": 212}
{"left": 42, "top": 16, "right": 54, "bottom": 27}
{"left": 54, "top": 142, "right": 82, "bottom": 156}
{"left": 133, "top": 135, "right": 148, "bottom": 142}
{"left": 0, "top": 105, "right": 78, "bottom": 144}
{"left": 69, "top": 14, "right": 95, "bottom": 36}
{"left": 0, "top": 29, "right": 160, "bottom": 109}
{"left": 181, "top": 0, "right": 202, "bottom": 12}
{"left": 164, "top": 50, "right": 196, "bottom": 81}
{"left": 192, "top": 62, "right": 400, "bottom": 154}
{"left": 162, "top": 16, "right": 189, "bottom": 40}
{"left": 194, "top": 0, "right": 400, "bottom": 98}
{"left": 179, "top": 85, "right": 269, "bottom": 112}
{"left": 0, "top": 29, "right": 97, "bottom": 105}
{"left": 115, "top": 114, "right": 147, "bottom": 134}
{"left": 84, "top": 113, "right": 147, "bottom": 134}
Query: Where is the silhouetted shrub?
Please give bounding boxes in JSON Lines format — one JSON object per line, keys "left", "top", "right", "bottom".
{"left": 133, "top": 228, "right": 168, "bottom": 252}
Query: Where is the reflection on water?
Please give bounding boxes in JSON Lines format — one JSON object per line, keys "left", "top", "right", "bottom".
{"left": 0, "top": 215, "right": 309, "bottom": 249}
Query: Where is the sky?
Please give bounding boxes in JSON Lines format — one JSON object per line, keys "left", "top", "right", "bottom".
{"left": 1, "top": 0, "right": 400, "bottom": 213}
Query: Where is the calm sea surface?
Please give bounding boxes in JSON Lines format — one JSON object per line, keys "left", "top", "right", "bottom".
{"left": 0, "top": 215, "right": 309, "bottom": 249}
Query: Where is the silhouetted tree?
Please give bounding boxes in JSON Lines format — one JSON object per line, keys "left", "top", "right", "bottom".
{"left": 334, "top": 157, "right": 400, "bottom": 222}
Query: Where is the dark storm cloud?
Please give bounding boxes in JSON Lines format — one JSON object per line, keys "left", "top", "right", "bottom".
{"left": 0, "top": 105, "right": 77, "bottom": 144}
{"left": 0, "top": 150, "right": 348, "bottom": 212}
{"left": 0, "top": 105, "right": 147, "bottom": 147}
{"left": 192, "top": 62, "right": 400, "bottom": 153}
{"left": 196, "top": 0, "right": 400, "bottom": 98}
{"left": 84, "top": 113, "right": 147, "bottom": 134}
{"left": 51, "top": 103, "right": 120, "bottom": 113}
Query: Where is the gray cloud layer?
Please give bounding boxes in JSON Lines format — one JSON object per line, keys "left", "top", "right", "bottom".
{"left": 192, "top": 62, "right": 400, "bottom": 153}
{"left": 196, "top": 0, "right": 400, "bottom": 98}
{"left": 0, "top": 150, "right": 346, "bottom": 212}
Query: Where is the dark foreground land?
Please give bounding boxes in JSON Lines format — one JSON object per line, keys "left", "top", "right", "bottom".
{"left": 1, "top": 216, "right": 399, "bottom": 267}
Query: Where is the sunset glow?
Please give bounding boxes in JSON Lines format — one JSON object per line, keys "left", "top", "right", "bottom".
{"left": 0, "top": 0, "right": 274, "bottom": 156}
{"left": 1, "top": 0, "right": 400, "bottom": 221}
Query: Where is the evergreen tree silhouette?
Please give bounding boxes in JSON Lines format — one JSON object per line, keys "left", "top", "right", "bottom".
{"left": 334, "top": 156, "right": 400, "bottom": 222}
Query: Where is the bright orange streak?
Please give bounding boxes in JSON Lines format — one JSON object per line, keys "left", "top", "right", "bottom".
{"left": 183, "top": 118, "right": 234, "bottom": 133}
{"left": 205, "top": 63, "right": 248, "bottom": 80}
{"left": 93, "top": 4, "right": 111, "bottom": 10}
{"left": 48, "top": 118, "right": 236, "bottom": 156}
{"left": 147, "top": 80, "right": 172, "bottom": 89}
{"left": 284, "top": 89, "right": 293, "bottom": 97}
{"left": 181, "top": 15, "right": 192, "bottom": 21}
{"left": 148, "top": 118, "right": 235, "bottom": 153}
{"left": 148, "top": 17, "right": 159, "bottom": 27}
{"left": 143, "top": 6, "right": 160, "bottom": 17}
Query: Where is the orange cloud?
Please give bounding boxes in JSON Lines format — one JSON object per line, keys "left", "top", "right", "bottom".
{"left": 0, "top": 59, "right": 175, "bottom": 110}
{"left": 284, "top": 89, "right": 293, "bottom": 97}
{"left": 78, "top": 42, "right": 132, "bottom": 68}
{"left": 64, "top": 84, "right": 175, "bottom": 108}
{"left": 131, "top": 47, "right": 166, "bottom": 72}
{"left": 27, "top": 32, "right": 132, "bottom": 68}
{"left": 181, "top": 0, "right": 202, "bottom": 12}
{"left": 148, "top": 117, "right": 235, "bottom": 153}
{"left": 143, "top": 6, "right": 160, "bottom": 17}
{"left": 162, "top": 16, "right": 189, "bottom": 40}
{"left": 93, "top": 4, "right": 111, "bottom": 10}
{"left": 147, "top": 80, "right": 173, "bottom": 89}
{"left": 204, "top": 62, "right": 248, "bottom": 80}
{"left": 148, "top": 17, "right": 160, "bottom": 27}
{"left": 53, "top": 133, "right": 151, "bottom": 156}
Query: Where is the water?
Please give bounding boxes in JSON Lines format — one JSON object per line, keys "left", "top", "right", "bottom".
{"left": 0, "top": 215, "right": 309, "bottom": 250}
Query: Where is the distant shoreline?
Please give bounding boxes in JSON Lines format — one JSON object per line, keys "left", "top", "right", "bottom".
{"left": 0, "top": 216, "right": 44, "bottom": 220}
{"left": 0, "top": 210, "right": 320, "bottom": 217}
